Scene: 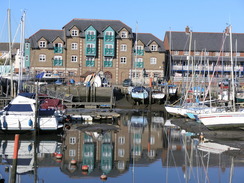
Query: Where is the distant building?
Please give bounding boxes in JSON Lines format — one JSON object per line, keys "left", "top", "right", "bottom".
{"left": 163, "top": 26, "right": 244, "bottom": 80}
{"left": 25, "top": 19, "right": 166, "bottom": 85}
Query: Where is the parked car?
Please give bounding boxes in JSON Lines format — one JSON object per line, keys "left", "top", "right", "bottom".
{"left": 123, "top": 79, "right": 133, "bottom": 87}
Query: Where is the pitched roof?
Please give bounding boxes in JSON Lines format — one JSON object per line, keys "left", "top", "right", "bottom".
{"left": 0, "top": 42, "right": 20, "bottom": 52}
{"left": 28, "top": 29, "right": 64, "bottom": 48}
{"left": 165, "top": 31, "right": 244, "bottom": 52}
{"left": 136, "top": 33, "right": 165, "bottom": 52}
{"left": 63, "top": 18, "right": 133, "bottom": 38}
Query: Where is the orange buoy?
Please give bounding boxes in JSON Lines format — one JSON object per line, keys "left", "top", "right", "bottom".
{"left": 100, "top": 174, "right": 107, "bottom": 181}
{"left": 56, "top": 153, "right": 63, "bottom": 159}
{"left": 82, "top": 165, "right": 89, "bottom": 171}
{"left": 70, "top": 159, "right": 77, "bottom": 165}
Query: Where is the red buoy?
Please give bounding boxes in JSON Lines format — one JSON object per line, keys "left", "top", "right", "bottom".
{"left": 100, "top": 174, "right": 107, "bottom": 181}
{"left": 56, "top": 153, "right": 63, "bottom": 159}
{"left": 70, "top": 159, "right": 77, "bottom": 165}
{"left": 82, "top": 165, "right": 89, "bottom": 171}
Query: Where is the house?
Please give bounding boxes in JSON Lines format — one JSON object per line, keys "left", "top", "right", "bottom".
{"left": 25, "top": 18, "right": 166, "bottom": 85}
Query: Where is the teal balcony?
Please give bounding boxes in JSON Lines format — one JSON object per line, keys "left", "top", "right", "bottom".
{"left": 104, "top": 60, "right": 113, "bottom": 67}
{"left": 134, "top": 62, "right": 144, "bottom": 68}
{"left": 86, "top": 35, "right": 96, "bottom": 41}
{"left": 134, "top": 49, "right": 144, "bottom": 56}
{"left": 86, "top": 48, "right": 96, "bottom": 56}
{"left": 104, "top": 35, "right": 114, "bottom": 42}
{"left": 54, "top": 47, "right": 63, "bottom": 53}
{"left": 53, "top": 59, "right": 63, "bottom": 66}
{"left": 86, "top": 60, "right": 95, "bottom": 67}
{"left": 104, "top": 48, "right": 114, "bottom": 56}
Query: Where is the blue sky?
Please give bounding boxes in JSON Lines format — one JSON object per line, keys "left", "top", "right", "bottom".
{"left": 0, "top": 0, "right": 244, "bottom": 42}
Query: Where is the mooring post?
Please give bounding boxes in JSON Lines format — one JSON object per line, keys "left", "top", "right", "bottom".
{"left": 11, "top": 134, "right": 20, "bottom": 183}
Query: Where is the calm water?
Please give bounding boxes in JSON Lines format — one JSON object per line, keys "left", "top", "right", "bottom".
{"left": 0, "top": 111, "right": 244, "bottom": 183}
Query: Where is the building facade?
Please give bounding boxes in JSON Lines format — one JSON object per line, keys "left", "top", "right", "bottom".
{"left": 163, "top": 26, "right": 244, "bottom": 81}
{"left": 25, "top": 19, "right": 166, "bottom": 85}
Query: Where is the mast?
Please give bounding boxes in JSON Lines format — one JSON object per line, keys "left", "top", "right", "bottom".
{"left": 18, "top": 11, "right": 26, "bottom": 93}
{"left": 229, "top": 25, "right": 236, "bottom": 111}
{"left": 7, "top": 9, "right": 14, "bottom": 98}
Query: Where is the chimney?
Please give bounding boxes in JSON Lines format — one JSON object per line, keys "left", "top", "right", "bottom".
{"left": 185, "top": 26, "right": 190, "bottom": 34}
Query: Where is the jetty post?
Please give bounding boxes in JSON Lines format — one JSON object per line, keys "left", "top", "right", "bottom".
{"left": 10, "top": 134, "right": 20, "bottom": 183}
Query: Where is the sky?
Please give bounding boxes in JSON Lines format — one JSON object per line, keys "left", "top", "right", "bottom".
{"left": 0, "top": 0, "right": 244, "bottom": 43}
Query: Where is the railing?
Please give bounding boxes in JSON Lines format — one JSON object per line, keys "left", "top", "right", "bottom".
{"left": 134, "top": 49, "right": 144, "bottom": 56}
{"left": 104, "top": 35, "right": 114, "bottom": 42}
{"left": 54, "top": 47, "right": 63, "bottom": 53}
{"left": 104, "top": 48, "right": 114, "bottom": 56}
{"left": 53, "top": 59, "right": 63, "bottom": 66}
{"left": 104, "top": 61, "right": 113, "bottom": 67}
{"left": 172, "top": 65, "right": 244, "bottom": 72}
{"left": 86, "top": 48, "right": 96, "bottom": 55}
{"left": 86, "top": 60, "right": 95, "bottom": 67}
{"left": 86, "top": 35, "right": 96, "bottom": 41}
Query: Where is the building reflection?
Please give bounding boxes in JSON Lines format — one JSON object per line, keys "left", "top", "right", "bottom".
{"left": 60, "top": 111, "right": 165, "bottom": 178}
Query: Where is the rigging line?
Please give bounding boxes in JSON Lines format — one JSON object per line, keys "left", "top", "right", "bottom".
{"left": 197, "top": 148, "right": 210, "bottom": 183}
{"left": 203, "top": 32, "right": 227, "bottom": 102}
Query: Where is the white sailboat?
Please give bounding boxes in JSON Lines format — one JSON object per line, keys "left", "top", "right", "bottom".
{"left": 196, "top": 25, "right": 244, "bottom": 130}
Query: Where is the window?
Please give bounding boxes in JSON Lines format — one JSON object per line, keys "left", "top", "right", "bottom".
{"left": 39, "top": 54, "right": 46, "bottom": 62}
{"left": 118, "top": 149, "right": 125, "bottom": 157}
{"left": 118, "top": 136, "right": 125, "bottom": 145}
{"left": 121, "top": 31, "right": 127, "bottom": 38}
{"left": 69, "top": 137, "right": 76, "bottom": 144}
{"left": 150, "top": 57, "right": 157, "bottom": 64}
{"left": 204, "top": 52, "right": 209, "bottom": 56}
{"left": 151, "top": 45, "right": 157, "bottom": 51}
{"left": 71, "top": 43, "right": 78, "bottom": 50}
{"left": 225, "top": 52, "right": 230, "bottom": 56}
{"left": 136, "top": 45, "right": 143, "bottom": 50}
{"left": 120, "top": 57, "right": 126, "bottom": 64}
{"left": 69, "top": 149, "right": 76, "bottom": 157}
{"left": 120, "top": 44, "right": 127, "bottom": 51}
{"left": 39, "top": 41, "right": 46, "bottom": 48}
{"left": 25, "top": 44, "right": 29, "bottom": 49}
{"left": 215, "top": 52, "right": 220, "bottom": 56}
{"left": 236, "top": 52, "right": 240, "bottom": 56}
{"left": 106, "top": 31, "right": 113, "bottom": 36}
{"left": 86, "top": 31, "right": 96, "bottom": 40}
{"left": 25, "top": 55, "right": 29, "bottom": 61}
{"left": 71, "top": 55, "right": 77, "bottom": 62}
{"left": 53, "top": 56, "right": 63, "bottom": 66}
{"left": 71, "top": 30, "right": 78, "bottom": 36}
{"left": 194, "top": 51, "right": 200, "bottom": 56}
{"left": 184, "top": 51, "right": 189, "bottom": 55}
{"left": 55, "top": 43, "right": 62, "bottom": 47}
{"left": 87, "top": 30, "right": 95, "bottom": 35}
{"left": 173, "top": 51, "right": 179, "bottom": 55}
{"left": 104, "top": 57, "right": 113, "bottom": 67}
{"left": 68, "top": 72, "right": 75, "bottom": 76}
{"left": 86, "top": 57, "right": 95, "bottom": 67}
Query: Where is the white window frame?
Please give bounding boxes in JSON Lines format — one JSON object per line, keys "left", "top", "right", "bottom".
{"left": 105, "top": 44, "right": 113, "bottom": 49}
{"left": 225, "top": 52, "right": 230, "bottom": 56}
{"left": 120, "top": 44, "right": 127, "bottom": 51}
{"left": 194, "top": 51, "right": 200, "bottom": 56}
{"left": 71, "top": 30, "right": 78, "bottom": 36}
{"left": 120, "top": 57, "right": 127, "bottom": 64}
{"left": 71, "top": 55, "right": 78, "bottom": 62}
{"left": 71, "top": 43, "right": 78, "bottom": 50}
{"left": 87, "top": 30, "right": 95, "bottom": 35}
{"left": 39, "top": 54, "right": 46, "bottom": 62}
{"left": 118, "top": 136, "right": 125, "bottom": 145}
{"left": 121, "top": 31, "right": 127, "bottom": 38}
{"left": 25, "top": 44, "right": 29, "bottom": 49}
{"left": 151, "top": 45, "right": 157, "bottom": 51}
{"left": 39, "top": 41, "right": 46, "bottom": 48}
{"left": 150, "top": 57, "right": 157, "bottom": 64}
{"left": 136, "top": 45, "right": 143, "bottom": 50}
{"left": 215, "top": 52, "right": 220, "bottom": 56}
{"left": 105, "top": 31, "right": 113, "bottom": 36}
{"left": 135, "top": 58, "right": 143, "bottom": 63}
{"left": 118, "top": 149, "right": 125, "bottom": 157}
{"left": 173, "top": 51, "right": 179, "bottom": 55}
{"left": 69, "top": 149, "right": 76, "bottom": 157}
{"left": 184, "top": 51, "right": 189, "bottom": 55}
{"left": 236, "top": 52, "right": 240, "bottom": 56}
{"left": 69, "top": 137, "right": 76, "bottom": 144}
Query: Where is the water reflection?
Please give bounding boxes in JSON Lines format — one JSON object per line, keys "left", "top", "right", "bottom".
{"left": 0, "top": 113, "right": 244, "bottom": 182}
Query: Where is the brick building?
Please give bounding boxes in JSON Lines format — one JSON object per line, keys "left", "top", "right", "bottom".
{"left": 25, "top": 19, "right": 166, "bottom": 85}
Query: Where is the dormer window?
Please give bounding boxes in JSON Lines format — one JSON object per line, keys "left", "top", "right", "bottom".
{"left": 39, "top": 41, "right": 46, "bottom": 48}
{"left": 71, "top": 30, "right": 78, "bottom": 36}
{"left": 121, "top": 31, "right": 127, "bottom": 38}
{"left": 151, "top": 45, "right": 158, "bottom": 51}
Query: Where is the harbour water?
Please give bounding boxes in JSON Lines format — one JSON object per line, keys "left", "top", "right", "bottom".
{"left": 0, "top": 110, "right": 244, "bottom": 183}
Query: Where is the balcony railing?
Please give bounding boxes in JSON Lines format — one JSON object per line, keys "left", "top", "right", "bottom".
{"left": 86, "top": 35, "right": 96, "bottom": 41}
{"left": 134, "top": 49, "right": 144, "bottom": 56}
{"left": 86, "top": 48, "right": 96, "bottom": 56}
{"left": 172, "top": 65, "right": 244, "bottom": 72}
{"left": 104, "top": 48, "right": 114, "bottom": 56}
{"left": 104, "top": 60, "right": 113, "bottom": 67}
{"left": 53, "top": 59, "right": 63, "bottom": 66}
{"left": 54, "top": 47, "right": 63, "bottom": 53}
{"left": 134, "top": 62, "right": 144, "bottom": 68}
{"left": 104, "top": 35, "right": 114, "bottom": 42}
{"left": 86, "top": 60, "right": 95, "bottom": 67}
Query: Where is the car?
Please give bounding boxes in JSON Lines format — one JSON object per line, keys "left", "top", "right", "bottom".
{"left": 122, "top": 79, "right": 133, "bottom": 87}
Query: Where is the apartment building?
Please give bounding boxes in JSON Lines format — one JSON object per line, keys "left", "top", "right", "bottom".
{"left": 25, "top": 19, "right": 166, "bottom": 85}
{"left": 163, "top": 26, "right": 244, "bottom": 79}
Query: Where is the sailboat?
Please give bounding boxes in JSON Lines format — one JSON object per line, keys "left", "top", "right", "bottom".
{"left": 195, "top": 25, "right": 244, "bottom": 130}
